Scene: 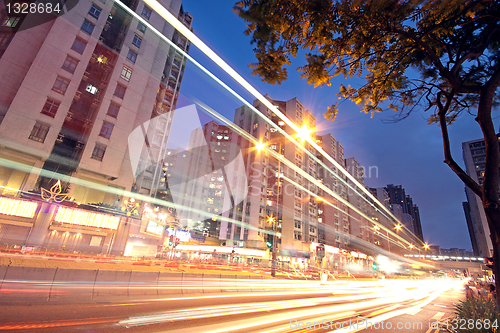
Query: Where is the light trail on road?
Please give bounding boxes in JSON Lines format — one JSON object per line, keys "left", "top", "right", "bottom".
{"left": 0, "top": 278, "right": 463, "bottom": 332}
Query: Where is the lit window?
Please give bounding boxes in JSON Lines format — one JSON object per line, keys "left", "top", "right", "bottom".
{"left": 1, "top": 16, "right": 20, "bottom": 28}
{"left": 61, "top": 55, "right": 79, "bottom": 74}
{"left": 85, "top": 84, "right": 98, "bottom": 94}
{"left": 91, "top": 143, "right": 106, "bottom": 161}
{"left": 132, "top": 34, "right": 142, "bottom": 48}
{"left": 120, "top": 66, "right": 132, "bottom": 81}
{"left": 71, "top": 37, "right": 87, "bottom": 54}
{"left": 114, "top": 83, "right": 126, "bottom": 99}
{"left": 107, "top": 102, "right": 120, "bottom": 118}
{"left": 52, "top": 76, "right": 70, "bottom": 95}
{"left": 141, "top": 6, "right": 152, "bottom": 19}
{"left": 126, "top": 49, "right": 137, "bottom": 63}
{"left": 80, "top": 20, "right": 95, "bottom": 35}
{"left": 28, "top": 121, "right": 50, "bottom": 143}
{"left": 88, "top": 4, "right": 102, "bottom": 19}
{"left": 99, "top": 122, "right": 114, "bottom": 139}
{"left": 137, "top": 22, "right": 146, "bottom": 33}
{"left": 41, "top": 98, "right": 60, "bottom": 118}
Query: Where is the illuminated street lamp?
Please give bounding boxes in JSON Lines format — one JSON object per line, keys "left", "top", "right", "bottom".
{"left": 395, "top": 224, "right": 402, "bottom": 231}
{"left": 295, "top": 125, "right": 313, "bottom": 143}
{"left": 255, "top": 141, "right": 265, "bottom": 151}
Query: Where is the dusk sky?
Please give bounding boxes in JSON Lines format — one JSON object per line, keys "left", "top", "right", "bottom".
{"left": 178, "top": 0, "right": 496, "bottom": 250}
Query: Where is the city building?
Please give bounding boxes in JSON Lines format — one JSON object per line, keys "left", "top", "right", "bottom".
{"left": 385, "top": 184, "right": 424, "bottom": 242}
{"left": 0, "top": 0, "right": 192, "bottom": 255}
{"left": 176, "top": 120, "right": 245, "bottom": 242}
{"left": 368, "top": 187, "right": 390, "bottom": 209}
{"left": 462, "top": 138, "right": 493, "bottom": 257}
{"left": 345, "top": 157, "right": 364, "bottom": 186}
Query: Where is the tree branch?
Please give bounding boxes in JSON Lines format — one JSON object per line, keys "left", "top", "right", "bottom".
{"left": 438, "top": 91, "right": 483, "bottom": 196}
{"left": 387, "top": 27, "right": 482, "bottom": 94}
{"left": 451, "top": 27, "right": 500, "bottom": 76}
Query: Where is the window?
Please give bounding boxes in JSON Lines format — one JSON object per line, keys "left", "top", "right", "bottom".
{"left": 107, "top": 102, "right": 120, "bottom": 118}
{"left": 126, "top": 49, "right": 137, "bottom": 63}
{"left": 61, "top": 55, "right": 79, "bottom": 74}
{"left": 80, "top": 20, "right": 95, "bottom": 35}
{"left": 71, "top": 37, "right": 87, "bottom": 54}
{"left": 88, "top": 4, "right": 102, "bottom": 19}
{"left": 52, "top": 76, "right": 70, "bottom": 95}
{"left": 0, "top": 32, "right": 11, "bottom": 45}
{"left": 132, "top": 34, "right": 142, "bottom": 48}
{"left": 137, "top": 22, "right": 146, "bottom": 33}
{"left": 99, "top": 121, "right": 114, "bottom": 139}
{"left": 114, "top": 83, "right": 126, "bottom": 99}
{"left": 1, "top": 16, "right": 20, "bottom": 28}
{"left": 85, "top": 84, "right": 98, "bottom": 94}
{"left": 120, "top": 66, "right": 132, "bottom": 81}
{"left": 91, "top": 143, "right": 106, "bottom": 161}
{"left": 41, "top": 98, "right": 60, "bottom": 118}
{"left": 28, "top": 122, "right": 50, "bottom": 143}
{"left": 141, "top": 6, "right": 152, "bottom": 19}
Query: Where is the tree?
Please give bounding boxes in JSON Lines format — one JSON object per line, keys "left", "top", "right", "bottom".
{"left": 235, "top": 0, "right": 500, "bottom": 301}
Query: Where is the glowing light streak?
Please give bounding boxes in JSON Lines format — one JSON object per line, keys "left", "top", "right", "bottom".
{"left": 0, "top": 197, "right": 38, "bottom": 218}
{"left": 115, "top": 279, "right": 454, "bottom": 330}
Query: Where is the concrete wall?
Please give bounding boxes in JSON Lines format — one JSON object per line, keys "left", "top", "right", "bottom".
{"left": 0, "top": 265, "right": 286, "bottom": 303}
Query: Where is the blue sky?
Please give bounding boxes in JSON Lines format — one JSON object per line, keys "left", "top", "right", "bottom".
{"left": 177, "top": 0, "right": 495, "bottom": 250}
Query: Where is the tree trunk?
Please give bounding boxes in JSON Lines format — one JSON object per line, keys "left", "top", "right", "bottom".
{"left": 485, "top": 210, "right": 500, "bottom": 309}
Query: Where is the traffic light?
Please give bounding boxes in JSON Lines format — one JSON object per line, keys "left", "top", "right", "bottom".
{"left": 168, "top": 235, "right": 174, "bottom": 246}
{"left": 485, "top": 257, "right": 494, "bottom": 270}
{"left": 316, "top": 245, "right": 325, "bottom": 261}
{"left": 372, "top": 262, "right": 378, "bottom": 270}
{"left": 266, "top": 233, "right": 273, "bottom": 248}
{"left": 174, "top": 238, "right": 180, "bottom": 248}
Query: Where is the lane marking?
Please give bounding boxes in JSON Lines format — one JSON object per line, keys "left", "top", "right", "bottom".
{"left": 406, "top": 308, "right": 422, "bottom": 315}
{"left": 433, "top": 304, "right": 447, "bottom": 308}
{"left": 431, "top": 312, "right": 445, "bottom": 320}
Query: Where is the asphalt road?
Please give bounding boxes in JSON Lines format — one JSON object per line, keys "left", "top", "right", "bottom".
{"left": 0, "top": 278, "right": 464, "bottom": 333}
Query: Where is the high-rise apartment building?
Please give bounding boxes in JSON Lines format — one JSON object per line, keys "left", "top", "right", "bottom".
{"left": 385, "top": 184, "right": 423, "bottom": 242}
{"left": 0, "top": 0, "right": 192, "bottom": 255}
{"left": 315, "top": 133, "right": 350, "bottom": 248}
{"left": 462, "top": 138, "right": 493, "bottom": 256}
{"left": 176, "top": 120, "right": 244, "bottom": 241}
{"left": 345, "top": 157, "right": 364, "bottom": 186}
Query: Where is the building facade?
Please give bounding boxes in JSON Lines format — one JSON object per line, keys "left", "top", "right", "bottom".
{"left": 384, "top": 184, "right": 424, "bottom": 242}
{"left": 462, "top": 138, "right": 493, "bottom": 257}
{"left": 0, "top": 0, "right": 192, "bottom": 255}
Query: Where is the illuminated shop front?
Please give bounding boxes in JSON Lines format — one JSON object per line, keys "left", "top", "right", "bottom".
{"left": 47, "top": 206, "right": 120, "bottom": 253}
{"left": 122, "top": 204, "right": 169, "bottom": 258}
{"left": 0, "top": 197, "right": 40, "bottom": 246}
{"left": 0, "top": 196, "right": 123, "bottom": 254}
